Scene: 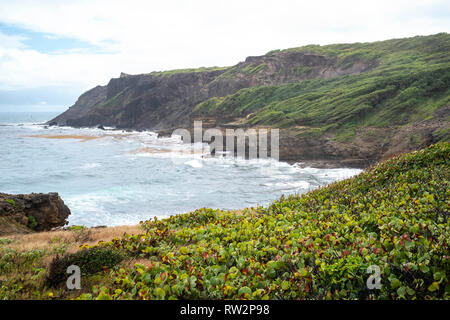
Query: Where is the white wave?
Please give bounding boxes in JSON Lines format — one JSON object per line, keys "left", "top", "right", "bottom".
{"left": 185, "top": 159, "right": 203, "bottom": 168}
{"left": 263, "top": 180, "right": 310, "bottom": 189}
{"left": 80, "top": 162, "right": 101, "bottom": 169}
{"left": 65, "top": 191, "right": 172, "bottom": 227}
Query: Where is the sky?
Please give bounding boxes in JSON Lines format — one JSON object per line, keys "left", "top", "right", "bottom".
{"left": 0, "top": 0, "right": 449, "bottom": 112}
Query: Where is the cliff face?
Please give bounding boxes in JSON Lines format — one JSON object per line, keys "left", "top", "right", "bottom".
{"left": 0, "top": 192, "right": 71, "bottom": 235}
{"left": 49, "top": 51, "right": 372, "bottom": 130}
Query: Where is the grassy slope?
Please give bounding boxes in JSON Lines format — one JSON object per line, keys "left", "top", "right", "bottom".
{"left": 194, "top": 33, "right": 450, "bottom": 141}
{"left": 3, "top": 143, "right": 447, "bottom": 300}
{"left": 149, "top": 66, "right": 228, "bottom": 77}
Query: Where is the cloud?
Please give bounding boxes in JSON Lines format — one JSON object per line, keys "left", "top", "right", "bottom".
{"left": 0, "top": 30, "right": 27, "bottom": 49}
{"left": 0, "top": 47, "right": 123, "bottom": 90}
{"left": 0, "top": 0, "right": 448, "bottom": 108}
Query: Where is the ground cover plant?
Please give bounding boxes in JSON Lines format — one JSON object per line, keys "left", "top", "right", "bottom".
{"left": 75, "top": 142, "right": 449, "bottom": 300}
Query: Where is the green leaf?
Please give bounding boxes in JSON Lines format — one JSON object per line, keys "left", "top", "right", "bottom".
{"left": 238, "top": 286, "right": 252, "bottom": 296}
{"left": 390, "top": 278, "right": 401, "bottom": 289}
{"left": 397, "top": 286, "right": 406, "bottom": 298}
{"left": 180, "top": 246, "right": 189, "bottom": 254}
{"left": 96, "top": 292, "right": 112, "bottom": 300}
{"left": 428, "top": 282, "right": 439, "bottom": 292}
{"left": 406, "top": 287, "right": 415, "bottom": 296}
{"left": 155, "top": 287, "right": 166, "bottom": 297}
{"left": 433, "top": 272, "right": 443, "bottom": 281}
{"left": 419, "top": 264, "right": 429, "bottom": 273}
{"left": 300, "top": 268, "right": 309, "bottom": 277}
{"left": 143, "top": 273, "right": 152, "bottom": 284}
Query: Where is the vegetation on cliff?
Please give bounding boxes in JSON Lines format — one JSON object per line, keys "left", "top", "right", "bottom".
{"left": 194, "top": 33, "right": 450, "bottom": 142}
{"left": 49, "top": 33, "right": 450, "bottom": 165}
{"left": 1, "top": 143, "right": 448, "bottom": 300}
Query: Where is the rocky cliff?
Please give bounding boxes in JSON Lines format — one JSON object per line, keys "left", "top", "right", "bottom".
{"left": 49, "top": 50, "right": 372, "bottom": 130}
{"left": 49, "top": 33, "right": 450, "bottom": 167}
{"left": 0, "top": 193, "right": 70, "bottom": 235}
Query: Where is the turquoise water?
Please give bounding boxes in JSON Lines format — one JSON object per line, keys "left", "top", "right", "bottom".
{"left": 0, "top": 112, "right": 362, "bottom": 227}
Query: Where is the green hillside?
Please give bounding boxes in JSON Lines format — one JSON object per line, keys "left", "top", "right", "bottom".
{"left": 194, "top": 33, "right": 450, "bottom": 141}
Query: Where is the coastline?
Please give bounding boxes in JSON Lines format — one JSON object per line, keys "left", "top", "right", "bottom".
{"left": 0, "top": 142, "right": 448, "bottom": 300}
{"left": 45, "top": 123, "right": 371, "bottom": 169}
{"left": 46, "top": 102, "right": 450, "bottom": 169}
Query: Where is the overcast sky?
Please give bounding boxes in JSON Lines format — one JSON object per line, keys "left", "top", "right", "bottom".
{"left": 0, "top": 0, "right": 449, "bottom": 111}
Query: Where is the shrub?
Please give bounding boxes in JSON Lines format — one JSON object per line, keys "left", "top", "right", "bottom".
{"left": 27, "top": 215, "right": 38, "bottom": 230}
{"left": 46, "top": 247, "right": 125, "bottom": 287}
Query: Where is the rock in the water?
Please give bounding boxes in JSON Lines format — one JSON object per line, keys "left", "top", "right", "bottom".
{"left": 0, "top": 192, "right": 71, "bottom": 235}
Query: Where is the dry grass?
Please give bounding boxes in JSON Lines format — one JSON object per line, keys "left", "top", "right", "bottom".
{"left": 0, "top": 224, "right": 151, "bottom": 300}
{"left": 3, "top": 224, "right": 144, "bottom": 253}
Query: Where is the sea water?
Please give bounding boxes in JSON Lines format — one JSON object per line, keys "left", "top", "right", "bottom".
{"left": 0, "top": 112, "right": 362, "bottom": 227}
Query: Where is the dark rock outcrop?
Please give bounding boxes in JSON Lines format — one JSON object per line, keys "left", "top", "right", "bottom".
{"left": 0, "top": 192, "right": 70, "bottom": 235}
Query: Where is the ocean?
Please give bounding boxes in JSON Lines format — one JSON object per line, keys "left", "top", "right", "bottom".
{"left": 0, "top": 112, "right": 362, "bottom": 227}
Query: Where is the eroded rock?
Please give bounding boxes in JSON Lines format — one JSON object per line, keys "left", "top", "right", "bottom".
{"left": 0, "top": 192, "right": 70, "bottom": 235}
